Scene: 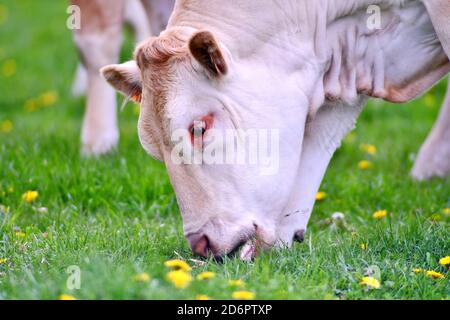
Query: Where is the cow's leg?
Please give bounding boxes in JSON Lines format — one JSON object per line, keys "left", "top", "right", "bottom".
{"left": 71, "top": 0, "right": 150, "bottom": 100}
{"left": 72, "top": 63, "right": 87, "bottom": 97}
{"left": 412, "top": 83, "right": 450, "bottom": 180}
{"left": 72, "top": 0, "right": 125, "bottom": 155}
{"left": 140, "top": 0, "right": 175, "bottom": 35}
{"left": 276, "top": 101, "right": 364, "bottom": 247}
{"left": 125, "top": 0, "right": 152, "bottom": 42}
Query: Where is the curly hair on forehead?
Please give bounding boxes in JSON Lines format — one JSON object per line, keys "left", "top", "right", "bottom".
{"left": 133, "top": 27, "right": 193, "bottom": 68}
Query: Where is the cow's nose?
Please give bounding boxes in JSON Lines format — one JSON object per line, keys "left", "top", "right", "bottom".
{"left": 188, "top": 234, "right": 211, "bottom": 257}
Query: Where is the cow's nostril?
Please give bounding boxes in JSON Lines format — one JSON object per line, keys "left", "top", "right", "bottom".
{"left": 189, "top": 234, "right": 210, "bottom": 257}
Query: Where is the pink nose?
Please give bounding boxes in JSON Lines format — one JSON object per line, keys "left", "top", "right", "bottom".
{"left": 188, "top": 234, "right": 211, "bottom": 257}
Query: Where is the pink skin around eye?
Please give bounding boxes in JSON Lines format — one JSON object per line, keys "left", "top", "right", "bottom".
{"left": 189, "top": 114, "right": 214, "bottom": 145}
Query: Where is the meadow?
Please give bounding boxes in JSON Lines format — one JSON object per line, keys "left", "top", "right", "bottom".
{"left": 0, "top": 0, "right": 448, "bottom": 299}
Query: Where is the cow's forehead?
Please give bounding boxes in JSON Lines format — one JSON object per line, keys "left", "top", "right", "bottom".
{"left": 135, "top": 29, "right": 193, "bottom": 144}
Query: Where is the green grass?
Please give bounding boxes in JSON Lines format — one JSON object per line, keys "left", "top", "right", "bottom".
{"left": 0, "top": 0, "right": 449, "bottom": 300}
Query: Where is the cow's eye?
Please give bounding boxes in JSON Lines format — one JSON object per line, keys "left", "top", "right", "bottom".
{"left": 190, "top": 121, "right": 207, "bottom": 143}
{"left": 190, "top": 123, "right": 206, "bottom": 137}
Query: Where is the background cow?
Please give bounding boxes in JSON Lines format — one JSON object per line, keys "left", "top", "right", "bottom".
{"left": 71, "top": 0, "right": 174, "bottom": 155}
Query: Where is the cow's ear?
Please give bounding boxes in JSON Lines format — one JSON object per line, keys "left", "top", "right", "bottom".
{"left": 188, "top": 31, "right": 228, "bottom": 77}
{"left": 101, "top": 61, "right": 142, "bottom": 103}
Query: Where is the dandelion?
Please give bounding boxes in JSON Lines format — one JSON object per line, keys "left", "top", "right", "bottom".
{"left": 359, "top": 276, "right": 380, "bottom": 289}
{"left": 358, "top": 160, "right": 373, "bottom": 170}
{"left": 232, "top": 291, "right": 255, "bottom": 300}
{"left": 443, "top": 208, "right": 450, "bottom": 215}
{"left": 164, "top": 259, "right": 191, "bottom": 272}
{"left": 360, "top": 243, "right": 368, "bottom": 250}
{"left": 39, "top": 91, "right": 58, "bottom": 107}
{"left": 424, "top": 93, "right": 436, "bottom": 108}
{"left": 425, "top": 270, "right": 445, "bottom": 279}
{"left": 360, "top": 144, "right": 377, "bottom": 155}
{"left": 0, "top": 120, "right": 13, "bottom": 133}
{"left": 166, "top": 270, "right": 192, "bottom": 289}
{"left": 439, "top": 256, "right": 450, "bottom": 266}
{"left": 133, "top": 272, "right": 150, "bottom": 283}
{"left": 22, "top": 190, "right": 39, "bottom": 202}
{"left": 24, "top": 99, "right": 38, "bottom": 113}
{"left": 1, "top": 59, "right": 16, "bottom": 77}
{"left": 0, "top": 258, "right": 7, "bottom": 264}
{"left": 196, "top": 294, "right": 211, "bottom": 300}
{"left": 196, "top": 271, "right": 215, "bottom": 281}
{"left": 412, "top": 268, "right": 423, "bottom": 273}
{"left": 228, "top": 279, "right": 245, "bottom": 287}
{"left": 15, "top": 231, "right": 25, "bottom": 238}
{"left": 315, "top": 191, "right": 326, "bottom": 201}
{"left": 373, "top": 210, "right": 387, "bottom": 219}
{"left": 7, "top": 186, "right": 13, "bottom": 194}
{"left": 430, "top": 213, "right": 441, "bottom": 221}
{"left": 58, "top": 294, "right": 76, "bottom": 300}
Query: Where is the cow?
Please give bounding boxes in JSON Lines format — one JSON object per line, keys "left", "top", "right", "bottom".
{"left": 101, "top": 0, "right": 450, "bottom": 260}
{"left": 71, "top": 0, "right": 175, "bottom": 155}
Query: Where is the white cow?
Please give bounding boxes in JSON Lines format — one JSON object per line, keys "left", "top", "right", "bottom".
{"left": 101, "top": 0, "right": 450, "bottom": 259}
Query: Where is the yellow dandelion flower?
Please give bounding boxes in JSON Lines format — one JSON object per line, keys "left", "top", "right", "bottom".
{"left": 0, "top": 120, "right": 13, "bottom": 133}
{"left": 373, "top": 210, "right": 388, "bottom": 219}
{"left": 39, "top": 91, "right": 58, "bottom": 107}
{"left": 360, "top": 144, "right": 377, "bottom": 155}
{"left": 412, "top": 268, "right": 423, "bottom": 273}
{"left": 426, "top": 270, "right": 445, "bottom": 279}
{"left": 7, "top": 186, "right": 13, "bottom": 194}
{"left": 0, "top": 258, "right": 7, "bottom": 264}
{"left": 443, "top": 208, "right": 450, "bottom": 215}
{"left": 424, "top": 93, "right": 436, "bottom": 108}
{"left": 359, "top": 276, "right": 380, "bottom": 289}
{"left": 58, "top": 294, "right": 76, "bottom": 300}
{"left": 164, "top": 259, "right": 191, "bottom": 272}
{"left": 15, "top": 231, "right": 25, "bottom": 238}
{"left": 439, "top": 256, "right": 450, "bottom": 266}
{"left": 228, "top": 279, "right": 245, "bottom": 287}
{"left": 360, "top": 243, "right": 368, "bottom": 250}
{"left": 22, "top": 190, "right": 39, "bottom": 202}
{"left": 232, "top": 291, "right": 255, "bottom": 300}
{"left": 315, "top": 191, "right": 327, "bottom": 201}
{"left": 1, "top": 59, "right": 16, "bottom": 77}
{"left": 133, "top": 272, "right": 150, "bottom": 283}
{"left": 196, "top": 294, "right": 211, "bottom": 300}
{"left": 197, "top": 271, "right": 216, "bottom": 281}
{"left": 24, "top": 99, "right": 38, "bottom": 113}
{"left": 358, "top": 160, "right": 373, "bottom": 170}
{"left": 430, "top": 213, "right": 441, "bottom": 221}
{"left": 166, "top": 270, "right": 192, "bottom": 289}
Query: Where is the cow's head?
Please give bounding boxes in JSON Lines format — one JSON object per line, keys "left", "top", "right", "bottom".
{"left": 102, "top": 3, "right": 449, "bottom": 259}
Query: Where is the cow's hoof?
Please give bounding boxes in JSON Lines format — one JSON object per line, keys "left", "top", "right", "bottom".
{"left": 411, "top": 151, "right": 450, "bottom": 180}
{"left": 81, "top": 131, "right": 119, "bottom": 156}
{"left": 293, "top": 229, "right": 305, "bottom": 243}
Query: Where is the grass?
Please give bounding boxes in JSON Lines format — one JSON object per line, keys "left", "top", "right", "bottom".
{"left": 0, "top": 0, "right": 449, "bottom": 300}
